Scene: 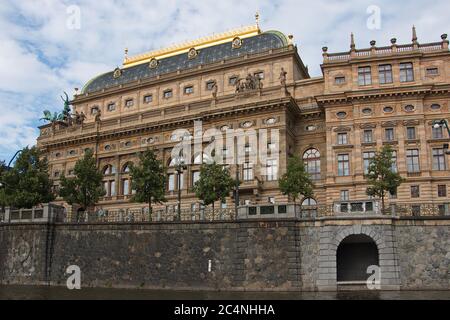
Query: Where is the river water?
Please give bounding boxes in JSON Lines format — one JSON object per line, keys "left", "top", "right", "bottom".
{"left": 0, "top": 285, "right": 449, "bottom": 300}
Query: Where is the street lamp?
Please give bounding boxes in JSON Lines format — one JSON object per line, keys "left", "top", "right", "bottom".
{"left": 433, "top": 119, "right": 450, "bottom": 155}
{"left": 175, "top": 157, "right": 187, "bottom": 221}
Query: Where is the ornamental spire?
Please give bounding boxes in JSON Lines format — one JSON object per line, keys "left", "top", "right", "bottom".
{"left": 350, "top": 32, "right": 356, "bottom": 50}
{"left": 412, "top": 25, "right": 418, "bottom": 44}
{"left": 255, "top": 11, "right": 260, "bottom": 29}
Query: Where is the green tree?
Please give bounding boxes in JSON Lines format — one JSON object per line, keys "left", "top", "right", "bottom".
{"left": 0, "top": 147, "right": 54, "bottom": 209}
{"left": 366, "top": 145, "right": 405, "bottom": 214}
{"left": 0, "top": 160, "right": 7, "bottom": 210}
{"left": 59, "top": 149, "right": 105, "bottom": 211}
{"left": 193, "top": 163, "right": 235, "bottom": 211}
{"left": 279, "top": 156, "right": 314, "bottom": 204}
{"left": 130, "top": 149, "right": 167, "bottom": 218}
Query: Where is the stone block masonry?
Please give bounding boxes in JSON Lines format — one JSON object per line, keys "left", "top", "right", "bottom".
{"left": 0, "top": 218, "right": 449, "bottom": 291}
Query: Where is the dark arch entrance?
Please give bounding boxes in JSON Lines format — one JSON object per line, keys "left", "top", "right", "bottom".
{"left": 337, "top": 234, "right": 379, "bottom": 282}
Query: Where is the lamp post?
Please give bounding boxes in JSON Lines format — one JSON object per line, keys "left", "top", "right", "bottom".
{"left": 433, "top": 119, "right": 450, "bottom": 155}
{"left": 234, "top": 136, "right": 240, "bottom": 217}
{"left": 175, "top": 158, "right": 187, "bottom": 221}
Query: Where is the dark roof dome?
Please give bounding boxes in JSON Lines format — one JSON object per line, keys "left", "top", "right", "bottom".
{"left": 82, "top": 29, "right": 289, "bottom": 94}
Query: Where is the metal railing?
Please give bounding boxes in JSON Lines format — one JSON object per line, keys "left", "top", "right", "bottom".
{"left": 69, "top": 208, "right": 236, "bottom": 224}
{"left": 1, "top": 203, "right": 449, "bottom": 225}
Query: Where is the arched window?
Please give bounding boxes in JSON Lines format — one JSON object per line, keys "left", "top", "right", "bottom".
{"left": 303, "top": 148, "right": 321, "bottom": 180}
{"left": 122, "top": 163, "right": 132, "bottom": 173}
{"left": 301, "top": 198, "right": 317, "bottom": 217}
{"left": 102, "top": 165, "right": 116, "bottom": 175}
{"left": 302, "top": 198, "right": 317, "bottom": 206}
{"left": 193, "top": 153, "right": 212, "bottom": 165}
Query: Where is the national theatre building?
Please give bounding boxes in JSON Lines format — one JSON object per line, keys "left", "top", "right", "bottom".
{"left": 37, "top": 23, "right": 450, "bottom": 216}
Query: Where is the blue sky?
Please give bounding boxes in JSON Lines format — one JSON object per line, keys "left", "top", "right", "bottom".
{"left": 0, "top": 0, "right": 448, "bottom": 162}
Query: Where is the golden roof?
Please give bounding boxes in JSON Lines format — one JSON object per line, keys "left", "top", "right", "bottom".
{"left": 123, "top": 25, "right": 261, "bottom": 68}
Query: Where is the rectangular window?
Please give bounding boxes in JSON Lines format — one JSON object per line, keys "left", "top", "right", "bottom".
{"left": 340, "top": 190, "right": 349, "bottom": 201}
{"left": 103, "top": 182, "right": 109, "bottom": 197}
{"left": 110, "top": 181, "right": 116, "bottom": 196}
{"left": 192, "top": 171, "right": 200, "bottom": 186}
{"left": 184, "top": 86, "right": 194, "bottom": 94}
{"left": 206, "top": 81, "right": 216, "bottom": 91}
{"left": 163, "top": 90, "right": 173, "bottom": 99}
{"left": 143, "top": 95, "right": 153, "bottom": 104}
{"left": 125, "top": 99, "right": 134, "bottom": 108}
{"left": 268, "top": 197, "right": 275, "bottom": 204}
{"left": 363, "top": 151, "right": 376, "bottom": 175}
{"left": 378, "top": 64, "right": 393, "bottom": 84}
{"left": 433, "top": 148, "right": 446, "bottom": 171}
{"left": 168, "top": 174, "right": 175, "bottom": 191}
{"left": 91, "top": 107, "right": 99, "bottom": 115}
{"left": 406, "top": 149, "right": 420, "bottom": 173}
{"left": 432, "top": 126, "right": 444, "bottom": 139}
{"left": 243, "top": 162, "right": 254, "bottom": 181}
{"left": 229, "top": 76, "right": 238, "bottom": 86}
{"left": 406, "top": 127, "right": 416, "bottom": 140}
{"left": 244, "top": 144, "right": 252, "bottom": 153}
{"left": 385, "top": 128, "right": 395, "bottom": 141}
{"left": 391, "top": 151, "right": 398, "bottom": 173}
{"left": 411, "top": 185, "right": 420, "bottom": 198}
{"left": 254, "top": 71, "right": 265, "bottom": 80}
{"left": 400, "top": 62, "right": 414, "bottom": 82}
{"left": 337, "top": 133, "right": 348, "bottom": 145}
{"left": 337, "top": 154, "right": 350, "bottom": 176}
{"left": 358, "top": 66, "right": 372, "bottom": 86}
{"left": 107, "top": 103, "right": 116, "bottom": 112}
{"left": 266, "top": 159, "right": 278, "bottom": 181}
{"left": 426, "top": 68, "right": 439, "bottom": 76}
{"left": 179, "top": 173, "right": 184, "bottom": 190}
{"left": 438, "top": 185, "right": 447, "bottom": 197}
{"left": 335, "top": 76, "right": 346, "bottom": 85}
{"left": 122, "top": 179, "right": 130, "bottom": 195}
{"left": 363, "top": 130, "right": 373, "bottom": 143}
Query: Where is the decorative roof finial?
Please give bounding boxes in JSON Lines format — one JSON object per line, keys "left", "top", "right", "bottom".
{"left": 255, "top": 11, "right": 260, "bottom": 29}
{"left": 124, "top": 48, "right": 129, "bottom": 61}
{"left": 412, "top": 25, "right": 418, "bottom": 43}
{"left": 350, "top": 33, "right": 355, "bottom": 50}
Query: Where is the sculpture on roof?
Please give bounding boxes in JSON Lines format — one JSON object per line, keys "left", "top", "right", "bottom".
{"left": 235, "top": 74, "right": 263, "bottom": 94}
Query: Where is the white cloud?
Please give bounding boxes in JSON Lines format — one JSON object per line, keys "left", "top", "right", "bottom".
{"left": 0, "top": 0, "right": 449, "bottom": 161}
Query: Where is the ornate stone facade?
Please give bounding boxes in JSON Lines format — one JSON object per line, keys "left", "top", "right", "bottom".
{"left": 37, "top": 26, "right": 450, "bottom": 214}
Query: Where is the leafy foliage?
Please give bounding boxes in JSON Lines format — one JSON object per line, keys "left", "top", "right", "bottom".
{"left": 0, "top": 147, "right": 54, "bottom": 209}
{"left": 59, "top": 149, "right": 105, "bottom": 210}
{"left": 279, "top": 156, "right": 314, "bottom": 203}
{"left": 193, "top": 163, "right": 236, "bottom": 210}
{"left": 130, "top": 150, "right": 167, "bottom": 216}
{"left": 366, "top": 145, "right": 405, "bottom": 212}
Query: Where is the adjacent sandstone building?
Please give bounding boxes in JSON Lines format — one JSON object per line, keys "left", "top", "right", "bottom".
{"left": 37, "top": 24, "right": 450, "bottom": 215}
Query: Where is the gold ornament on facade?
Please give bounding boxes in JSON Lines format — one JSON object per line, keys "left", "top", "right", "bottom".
{"left": 113, "top": 67, "right": 123, "bottom": 79}
{"left": 188, "top": 48, "right": 199, "bottom": 60}
{"left": 232, "top": 37, "right": 243, "bottom": 49}
{"left": 149, "top": 58, "right": 159, "bottom": 69}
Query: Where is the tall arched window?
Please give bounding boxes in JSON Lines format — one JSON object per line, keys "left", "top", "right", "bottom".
{"left": 122, "top": 163, "right": 132, "bottom": 173}
{"left": 303, "top": 148, "right": 321, "bottom": 180}
{"left": 193, "top": 153, "right": 212, "bottom": 165}
{"left": 102, "top": 165, "right": 117, "bottom": 197}
{"left": 102, "top": 164, "right": 116, "bottom": 176}
{"left": 121, "top": 162, "right": 133, "bottom": 196}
